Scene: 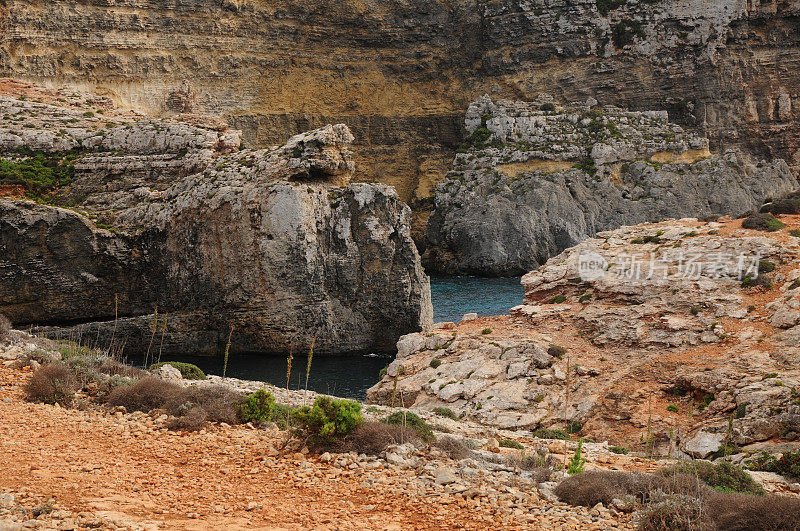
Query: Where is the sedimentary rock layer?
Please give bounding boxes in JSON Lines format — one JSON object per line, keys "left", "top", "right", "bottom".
{"left": 1, "top": 0, "right": 798, "bottom": 237}
{"left": 425, "top": 96, "right": 798, "bottom": 275}
{"left": 0, "top": 90, "right": 432, "bottom": 355}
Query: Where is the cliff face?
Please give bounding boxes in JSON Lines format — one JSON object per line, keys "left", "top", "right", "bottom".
{"left": 369, "top": 215, "right": 800, "bottom": 456}
{"left": 425, "top": 96, "right": 797, "bottom": 275}
{"left": 2, "top": 0, "right": 798, "bottom": 240}
{"left": 0, "top": 88, "right": 432, "bottom": 355}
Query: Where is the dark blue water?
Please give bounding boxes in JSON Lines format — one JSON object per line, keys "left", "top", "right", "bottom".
{"left": 149, "top": 276, "right": 523, "bottom": 399}
{"left": 430, "top": 275, "right": 523, "bottom": 324}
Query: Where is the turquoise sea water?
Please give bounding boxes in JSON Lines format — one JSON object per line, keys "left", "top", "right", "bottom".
{"left": 146, "top": 276, "right": 524, "bottom": 399}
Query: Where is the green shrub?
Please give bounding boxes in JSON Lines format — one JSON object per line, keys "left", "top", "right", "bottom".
{"left": 533, "top": 427, "right": 567, "bottom": 440}
{"left": 149, "top": 362, "right": 206, "bottom": 380}
{"left": 697, "top": 393, "right": 714, "bottom": 410}
{"left": 596, "top": 0, "right": 626, "bottom": 17}
{"left": 612, "top": 19, "right": 645, "bottom": 48}
{"left": 481, "top": 327, "right": 492, "bottom": 335}
{"left": 609, "top": 446, "right": 628, "bottom": 455}
{"left": 567, "top": 420, "right": 583, "bottom": 434}
{"left": 239, "top": 389, "right": 275, "bottom": 425}
{"left": 568, "top": 439, "right": 587, "bottom": 475}
{"left": 384, "top": 410, "right": 434, "bottom": 441}
{"left": 548, "top": 344, "right": 567, "bottom": 358}
{"left": 667, "top": 404, "right": 679, "bottom": 413}
{"left": 758, "top": 259, "right": 776, "bottom": 273}
{"left": 658, "top": 461, "right": 764, "bottom": 495}
{"left": 742, "top": 212, "right": 785, "bottom": 232}
{"left": 429, "top": 358, "right": 442, "bottom": 369}
{"left": 578, "top": 293, "right": 592, "bottom": 303}
{"left": 540, "top": 102, "right": 556, "bottom": 112}
{"left": 0, "top": 152, "right": 80, "bottom": 195}
{"left": 549, "top": 294, "right": 567, "bottom": 304}
{"left": 499, "top": 439, "right": 524, "bottom": 450}
{"left": 433, "top": 407, "right": 459, "bottom": 421}
{"left": 690, "top": 306, "right": 701, "bottom": 316}
{"left": 292, "top": 396, "right": 363, "bottom": 446}
{"left": 790, "top": 229, "right": 800, "bottom": 238}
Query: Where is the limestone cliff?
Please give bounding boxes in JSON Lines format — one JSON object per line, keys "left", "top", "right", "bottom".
{"left": 369, "top": 214, "right": 800, "bottom": 457}
{"left": 425, "top": 96, "right": 797, "bottom": 275}
{"left": 1, "top": 0, "right": 798, "bottom": 241}
{"left": 0, "top": 87, "right": 433, "bottom": 356}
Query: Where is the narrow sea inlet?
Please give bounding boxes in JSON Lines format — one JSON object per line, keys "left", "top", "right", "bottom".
{"left": 144, "top": 276, "right": 523, "bottom": 399}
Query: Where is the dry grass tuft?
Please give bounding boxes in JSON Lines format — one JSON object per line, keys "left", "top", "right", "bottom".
{"left": 324, "top": 421, "right": 421, "bottom": 455}
{"left": 434, "top": 436, "right": 472, "bottom": 460}
{"left": 105, "top": 377, "right": 183, "bottom": 412}
{"left": 554, "top": 470, "right": 657, "bottom": 507}
{"left": 25, "top": 362, "right": 78, "bottom": 406}
{"left": 166, "top": 406, "right": 208, "bottom": 431}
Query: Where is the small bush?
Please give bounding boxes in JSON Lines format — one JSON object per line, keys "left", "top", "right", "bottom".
{"left": 384, "top": 410, "right": 434, "bottom": 441}
{"left": 326, "top": 421, "right": 421, "bottom": 455}
{"left": 638, "top": 492, "right": 706, "bottom": 531}
{"left": 499, "top": 439, "right": 524, "bottom": 449}
{"left": 429, "top": 358, "right": 442, "bottom": 369}
{"left": 481, "top": 328, "right": 492, "bottom": 335}
{"left": 742, "top": 212, "right": 785, "bottom": 232}
{"left": 667, "top": 404, "right": 679, "bottom": 412}
{"left": 706, "top": 491, "right": 800, "bottom": 529}
{"left": 758, "top": 259, "right": 776, "bottom": 274}
{"left": 166, "top": 406, "right": 208, "bottom": 431}
{"left": 105, "top": 377, "right": 182, "bottom": 413}
{"left": 433, "top": 407, "right": 459, "bottom": 420}
{"left": 435, "top": 436, "right": 471, "bottom": 460}
{"left": 760, "top": 198, "right": 800, "bottom": 215}
{"left": 690, "top": 306, "right": 701, "bottom": 316}
{"left": 149, "top": 362, "right": 206, "bottom": 380}
{"left": 174, "top": 386, "right": 243, "bottom": 424}
{"left": 754, "top": 451, "right": 800, "bottom": 479}
{"left": 549, "top": 294, "right": 567, "bottom": 304}
{"left": 555, "top": 470, "right": 656, "bottom": 506}
{"left": 790, "top": 229, "right": 800, "bottom": 238}
{"left": 292, "top": 396, "right": 363, "bottom": 446}
{"left": 609, "top": 446, "right": 628, "bottom": 455}
{"left": 540, "top": 102, "right": 556, "bottom": 112}
{"left": 658, "top": 461, "right": 764, "bottom": 495}
{"left": 548, "top": 344, "right": 567, "bottom": 358}
{"left": 98, "top": 358, "right": 145, "bottom": 379}
{"left": 25, "top": 362, "right": 78, "bottom": 406}
{"left": 568, "top": 439, "right": 587, "bottom": 475}
{"left": 0, "top": 313, "right": 10, "bottom": 341}
{"left": 567, "top": 420, "right": 583, "bottom": 434}
{"left": 533, "top": 427, "right": 567, "bottom": 440}
{"left": 239, "top": 389, "right": 275, "bottom": 425}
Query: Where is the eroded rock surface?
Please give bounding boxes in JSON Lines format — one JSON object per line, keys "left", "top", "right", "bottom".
{"left": 370, "top": 214, "right": 800, "bottom": 457}
{"left": 0, "top": 88, "right": 432, "bottom": 355}
{"left": 425, "top": 96, "right": 797, "bottom": 275}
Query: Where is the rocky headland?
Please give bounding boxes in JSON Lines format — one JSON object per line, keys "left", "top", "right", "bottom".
{"left": 424, "top": 96, "right": 797, "bottom": 275}
{"left": 371, "top": 213, "right": 800, "bottom": 463}
{"left": 0, "top": 80, "right": 432, "bottom": 356}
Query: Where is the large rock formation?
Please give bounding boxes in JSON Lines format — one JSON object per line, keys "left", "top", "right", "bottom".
{"left": 0, "top": 87, "right": 432, "bottom": 356}
{"left": 425, "top": 96, "right": 797, "bottom": 275}
{"left": 1, "top": 0, "right": 798, "bottom": 240}
{"left": 368, "top": 214, "right": 800, "bottom": 456}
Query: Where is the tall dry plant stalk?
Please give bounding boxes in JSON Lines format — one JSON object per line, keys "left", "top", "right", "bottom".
{"left": 285, "top": 343, "right": 294, "bottom": 429}
{"left": 564, "top": 349, "right": 571, "bottom": 468}
{"left": 222, "top": 326, "right": 233, "bottom": 378}
{"left": 109, "top": 293, "right": 119, "bottom": 358}
{"left": 145, "top": 305, "right": 158, "bottom": 368}
{"left": 303, "top": 335, "right": 317, "bottom": 406}
{"left": 156, "top": 313, "right": 168, "bottom": 365}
